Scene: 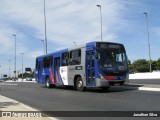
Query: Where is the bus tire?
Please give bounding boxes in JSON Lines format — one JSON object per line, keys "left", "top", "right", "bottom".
{"left": 45, "top": 77, "right": 51, "bottom": 88}
{"left": 76, "top": 77, "right": 85, "bottom": 92}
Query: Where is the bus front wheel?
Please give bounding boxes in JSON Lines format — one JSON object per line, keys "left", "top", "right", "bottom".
{"left": 76, "top": 77, "right": 85, "bottom": 92}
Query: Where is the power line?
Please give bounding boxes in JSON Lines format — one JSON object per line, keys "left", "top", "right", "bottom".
{"left": 67, "top": 8, "right": 97, "bottom": 32}
{"left": 19, "top": 0, "right": 42, "bottom": 33}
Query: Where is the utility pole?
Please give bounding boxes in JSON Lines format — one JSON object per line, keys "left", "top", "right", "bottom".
{"left": 144, "top": 12, "right": 152, "bottom": 72}
{"left": 21, "top": 53, "right": 24, "bottom": 81}
{"left": 9, "top": 60, "right": 11, "bottom": 79}
{"left": 97, "top": 5, "right": 103, "bottom": 42}
{"left": 44, "top": 0, "right": 48, "bottom": 54}
{"left": 41, "top": 40, "right": 45, "bottom": 54}
{"left": 12, "top": 34, "right": 17, "bottom": 80}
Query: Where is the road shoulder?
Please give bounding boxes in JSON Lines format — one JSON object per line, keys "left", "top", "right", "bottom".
{"left": 0, "top": 95, "right": 57, "bottom": 120}
{"left": 127, "top": 84, "right": 160, "bottom": 92}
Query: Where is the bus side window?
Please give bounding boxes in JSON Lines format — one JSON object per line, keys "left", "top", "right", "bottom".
{"left": 69, "top": 51, "right": 72, "bottom": 65}
{"left": 36, "top": 59, "right": 38, "bottom": 69}
{"left": 55, "top": 58, "right": 59, "bottom": 67}
{"left": 49, "top": 56, "right": 53, "bottom": 67}
{"left": 62, "top": 52, "right": 69, "bottom": 66}
{"left": 39, "top": 61, "right": 43, "bottom": 69}
{"left": 43, "top": 56, "right": 53, "bottom": 68}
{"left": 69, "top": 49, "right": 81, "bottom": 65}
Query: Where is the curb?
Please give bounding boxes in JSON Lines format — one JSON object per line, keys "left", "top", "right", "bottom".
{"left": 127, "top": 84, "right": 160, "bottom": 92}
{"left": 138, "top": 87, "right": 160, "bottom": 92}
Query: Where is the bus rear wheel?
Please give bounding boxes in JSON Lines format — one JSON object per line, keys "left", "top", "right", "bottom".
{"left": 76, "top": 77, "right": 85, "bottom": 92}
{"left": 45, "top": 77, "right": 51, "bottom": 88}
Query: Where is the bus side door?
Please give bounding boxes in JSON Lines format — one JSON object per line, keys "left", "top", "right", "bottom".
{"left": 86, "top": 51, "right": 95, "bottom": 86}
{"left": 54, "top": 57, "right": 63, "bottom": 85}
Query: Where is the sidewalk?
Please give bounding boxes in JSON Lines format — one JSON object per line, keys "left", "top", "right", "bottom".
{"left": 0, "top": 95, "right": 57, "bottom": 120}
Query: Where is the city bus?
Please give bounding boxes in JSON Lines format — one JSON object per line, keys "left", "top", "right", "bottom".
{"left": 35, "top": 41, "right": 129, "bottom": 91}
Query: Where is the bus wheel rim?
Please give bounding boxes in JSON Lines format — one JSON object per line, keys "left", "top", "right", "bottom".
{"left": 78, "top": 81, "right": 82, "bottom": 88}
{"left": 46, "top": 81, "right": 49, "bottom": 87}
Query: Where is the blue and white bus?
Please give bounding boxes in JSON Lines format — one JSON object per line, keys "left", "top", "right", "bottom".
{"left": 35, "top": 42, "right": 129, "bottom": 91}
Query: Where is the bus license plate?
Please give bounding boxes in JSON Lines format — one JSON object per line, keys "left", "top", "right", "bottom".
{"left": 114, "top": 83, "right": 120, "bottom": 86}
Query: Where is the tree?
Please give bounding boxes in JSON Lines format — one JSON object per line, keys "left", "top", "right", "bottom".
{"left": 156, "top": 58, "right": 160, "bottom": 70}
{"left": 18, "top": 72, "right": 34, "bottom": 78}
{"left": 151, "top": 60, "right": 157, "bottom": 71}
{"left": 128, "top": 60, "right": 135, "bottom": 73}
{"left": 128, "top": 58, "right": 160, "bottom": 73}
{"left": 132, "top": 59, "right": 149, "bottom": 72}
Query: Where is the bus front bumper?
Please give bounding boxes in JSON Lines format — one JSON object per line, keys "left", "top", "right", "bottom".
{"left": 95, "top": 78, "right": 129, "bottom": 87}
{"left": 95, "top": 78, "right": 110, "bottom": 87}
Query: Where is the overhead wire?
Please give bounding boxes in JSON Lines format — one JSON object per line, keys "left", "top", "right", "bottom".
{"left": 67, "top": 7, "right": 98, "bottom": 32}
{"left": 20, "top": 0, "right": 42, "bottom": 33}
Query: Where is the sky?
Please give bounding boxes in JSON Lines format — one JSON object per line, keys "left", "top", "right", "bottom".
{"left": 0, "top": 0, "right": 160, "bottom": 77}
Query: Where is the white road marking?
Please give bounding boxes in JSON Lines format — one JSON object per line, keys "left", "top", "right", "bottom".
{"left": 0, "top": 83, "right": 18, "bottom": 85}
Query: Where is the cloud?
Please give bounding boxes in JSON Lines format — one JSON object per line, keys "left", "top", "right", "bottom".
{"left": 153, "top": 27, "right": 160, "bottom": 38}
{"left": 42, "top": 0, "right": 128, "bottom": 46}
{"left": 0, "top": 0, "right": 134, "bottom": 76}
{"left": 0, "top": 25, "right": 15, "bottom": 55}
{"left": 30, "top": 49, "right": 44, "bottom": 59}
{"left": 1, "top": 0, "right": 129, "bottom": 44}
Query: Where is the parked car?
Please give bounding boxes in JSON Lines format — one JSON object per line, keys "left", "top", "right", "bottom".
{"left": 26, "top": 77, "right": 32, "bottom": 81}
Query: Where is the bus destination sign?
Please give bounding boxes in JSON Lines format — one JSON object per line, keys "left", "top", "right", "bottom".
{"left": 96, "top": 43, "right": 121, "bottom": 49}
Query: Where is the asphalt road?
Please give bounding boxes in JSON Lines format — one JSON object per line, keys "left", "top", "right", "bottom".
{"left": 0, "top": 82, "right": 160, "bottom": 120}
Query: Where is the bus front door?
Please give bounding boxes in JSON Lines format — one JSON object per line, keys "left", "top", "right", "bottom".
{"left": 86, "top": 51, "right": 95, "bottom": 86}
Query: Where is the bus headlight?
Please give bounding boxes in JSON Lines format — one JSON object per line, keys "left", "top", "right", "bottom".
{"left": 99, "top": 73, "right": 104, "bottom": 79}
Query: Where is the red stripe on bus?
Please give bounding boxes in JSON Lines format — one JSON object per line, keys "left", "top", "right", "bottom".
{"left": 50, "top": 69, "right": 55, "bottom": 84}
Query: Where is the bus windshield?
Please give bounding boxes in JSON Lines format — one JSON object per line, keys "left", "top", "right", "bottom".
{"left": 97, "top": 47, "right": 128, "bottom": 71}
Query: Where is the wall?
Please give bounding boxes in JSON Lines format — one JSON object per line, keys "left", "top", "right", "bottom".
{"left": 129, "top": 72, "right": 160, "bottom": 79}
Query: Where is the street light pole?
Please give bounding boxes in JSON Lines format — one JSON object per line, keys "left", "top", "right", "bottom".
{"left": 12, "top": 34, "right": 16, "bottom": 80}
{"left": 9, "top": 60, "right": 11, "bottom": 79}
{"left": 21, "top": 53, "right": 24, "bottom": 81}
{"left": 44, "top": 0, "right": 48, "bottom": 54}
{"left": 144, "top": 12, "right": 152, "bottom": 72}
{"left": 97, "top": 5, "right": 103, "bottom": 42}
{"left": 41, "top": 40, "right": 45, "bottom": 54}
